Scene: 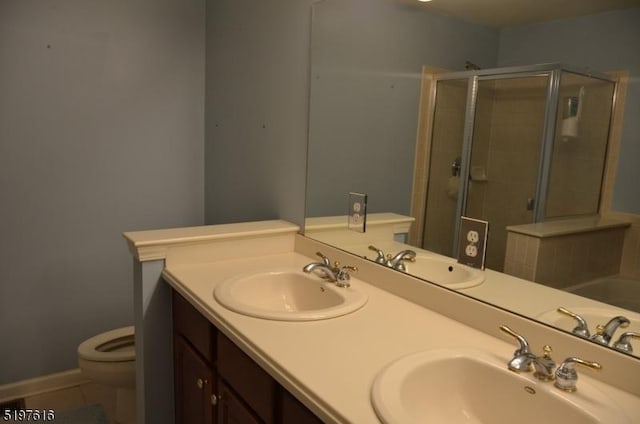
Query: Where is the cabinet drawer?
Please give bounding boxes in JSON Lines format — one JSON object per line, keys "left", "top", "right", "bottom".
{"left": 172, "top": 290, "right": 214, "bottom": 362}
{"left": 217, "top": 332, "right": 277, "bottom": 424}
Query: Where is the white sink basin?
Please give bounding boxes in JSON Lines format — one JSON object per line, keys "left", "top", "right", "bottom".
{"left": 371, "top": 348, "right": 630, "bottom": 424}
{"left": 402, "top": 255, "right": 484, "bottom": 289}
{"left": 537, "top": 306, "right": 640, "bottom": 336}
{"left": 214, "top": 269, "right": 368, "bottom": 321}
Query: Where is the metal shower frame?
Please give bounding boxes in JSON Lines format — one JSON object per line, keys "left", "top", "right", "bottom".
{"left": 429, "top": 63, "right": 617, "bottom": 256}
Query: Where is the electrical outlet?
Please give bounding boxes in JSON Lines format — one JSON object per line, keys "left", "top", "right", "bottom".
{"left": 457, "top": 216, "right": 489, "bottom": 269}
{"left": 348, "top": 192, "right": 367, "bottom": 233}
{"left": 465, "top": 244, "right": 478, "bottom": 257}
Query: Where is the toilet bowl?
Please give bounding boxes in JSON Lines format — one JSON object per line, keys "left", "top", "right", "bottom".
{"left": 78, "top": 326, "right": 136, "bottom": 424}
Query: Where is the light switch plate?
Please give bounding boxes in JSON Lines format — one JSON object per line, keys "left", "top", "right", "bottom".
{"left": 457, "top": 216, "right": 489, "bottom": 269}
{"left": 348, "top": 192, "right": 367, "bottom": 233}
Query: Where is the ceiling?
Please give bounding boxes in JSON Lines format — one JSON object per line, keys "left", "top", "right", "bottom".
{"left": 397, "top": 0, "right": 640, "bottom": 28}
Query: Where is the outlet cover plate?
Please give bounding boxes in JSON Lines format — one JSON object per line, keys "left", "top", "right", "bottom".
{"left": 348, "top": 192, "right": 367, "bottom": 233}
{"left": 457, "top": 216, "right": 489, "bottom": 269}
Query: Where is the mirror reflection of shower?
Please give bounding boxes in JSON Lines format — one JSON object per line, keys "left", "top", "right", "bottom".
{"left": 420, "top": 64, "right": 616, "bottom": 272}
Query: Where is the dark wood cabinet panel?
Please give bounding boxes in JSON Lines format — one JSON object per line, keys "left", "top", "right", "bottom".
{"left": 281, "top": 390, "right": 324, "bottom": 424}
{"left": 218, "top": 380, "right": 262, "bottom": 424}
{"left": 172, "top": 289, "right": 323, "bottom": 424}
{"left": 174, "top": 335, "right": 216, "bottom": 424}
{"left": 173, "top": 290, "right": 215, "bottom": 362}
{"left": 217, "top": 332, "right": 277, "bottom": 424}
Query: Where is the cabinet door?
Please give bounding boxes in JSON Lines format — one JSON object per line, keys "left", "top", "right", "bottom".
{"left": 174, "top": 335, "right": 216, "bottom": 424}
{"left": 280, "top": 390, "right": 323, "bottom": 424}
{"left": 218, "top": 380, "right": 261, "bottom": 424}
{"left": 217, "top": 332, "right": 277, "bottom": 423}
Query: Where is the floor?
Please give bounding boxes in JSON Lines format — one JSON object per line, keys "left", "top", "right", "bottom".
{"left": 11, "top": 383, "right": 117, "bottom": 423}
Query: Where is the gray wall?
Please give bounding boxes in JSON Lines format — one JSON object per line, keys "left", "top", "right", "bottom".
{"left": 498, "top": 8, "right": 640, "bottom": 214}
{"left": 204, "top": 0, "right": 313, "bottom": 226}
{"left": 0, "top": 0, "right": 205, "bottom": 384}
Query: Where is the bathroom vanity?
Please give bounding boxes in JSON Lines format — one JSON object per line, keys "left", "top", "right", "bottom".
{"left": 124, "top": 220, "right": 640, "bottom": 424}
{"left": 173, "top": 291, "right": 321, "bottom": 424}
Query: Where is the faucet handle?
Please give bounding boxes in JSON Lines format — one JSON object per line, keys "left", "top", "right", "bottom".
{"left": 613, "top": 332, "right": 640, "bottom": 353}
{"left": 554, "top": 357, "right": 602, "bottom": 392}
{"left": 335, "top": 265, "right": 358, "bottom": 288}
{"left": 499, "top": 325, "right": 531, "bottom": 357}
{"left": 557, "top": 307, "right": 590, "bottom": 338}
{"left": 339, "top": 265, "right": 358, "bottom": 275}
{"left": 367, "top": 245, "right": 386, "bottom": 263}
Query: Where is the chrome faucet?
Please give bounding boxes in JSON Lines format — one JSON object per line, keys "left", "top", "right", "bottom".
{"left": 590, "top": 316, "right": 630, "bottom": 345}
{"left": 500, "top": 324, "right": 604, "bottom": 392}
{"left": 613, "top": 332, "right": 640, "bottom": 353}
{"left": 389, "top": 250, "right": 417, "bottom": 271}
{"left": 554, "top": 357, "right": 602, "bottom": 392}
{"left": 368, "top": 245, "right": 416, "bottom": 271}
{"left": 302, "top": 252, "right": 357, "bottom": 288}
{"left": 499, "top": 325, "right": 556, "bottom": 381}
{"left": 557, "top": 308, "right": 630, "bottom": 346}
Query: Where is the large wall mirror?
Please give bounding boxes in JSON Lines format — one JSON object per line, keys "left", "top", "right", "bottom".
{"left": 304, "top": 0, "right": 640, "bottom": 358}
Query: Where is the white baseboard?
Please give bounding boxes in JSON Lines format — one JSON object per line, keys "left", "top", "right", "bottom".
{"left": 0, "top": 369, "right": 90, "bottom": 403}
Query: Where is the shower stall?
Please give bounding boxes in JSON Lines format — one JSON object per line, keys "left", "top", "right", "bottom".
{"left": 421, "top": 63, "right": 617, "bottom": 271}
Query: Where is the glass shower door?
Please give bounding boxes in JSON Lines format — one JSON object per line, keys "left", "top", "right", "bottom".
{"left": 422, "top": 78, "right": 468, "bottom": 257}
{"left": 464, "top": 75, "right": 550, "bottom": 271}
{"left": 421, "top": 65, "right": 616, "bottom": 275}
{"left": 545, "top": 72, "right": 615, "bottom": 218}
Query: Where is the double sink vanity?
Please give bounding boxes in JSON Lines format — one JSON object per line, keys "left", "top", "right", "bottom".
{"left": 124, "top": 220, "right": 640, "bottom": 423}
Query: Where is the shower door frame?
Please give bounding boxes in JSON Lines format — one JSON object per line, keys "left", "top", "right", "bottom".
{"left": 427, "top": 63, "right": 617, "bottom": 257}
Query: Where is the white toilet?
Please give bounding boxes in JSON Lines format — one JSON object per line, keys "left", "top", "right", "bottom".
{"left": 78, "top": 326, "right": 136, "bottom": 424}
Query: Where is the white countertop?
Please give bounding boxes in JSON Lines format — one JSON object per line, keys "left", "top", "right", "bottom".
{"left": 506, "top": 216, "right": 630, "bottom": 238}
{"left": 305, "top": 213, "right": 414, "bottom": 231}
{"left": 161, "top": 249, "right": 640, "bottom": 423}
{"left": 330, "top": 239, "right": 639, "bottom": 336}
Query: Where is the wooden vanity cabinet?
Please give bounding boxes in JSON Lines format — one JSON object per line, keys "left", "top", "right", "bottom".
{"left": 172, "top": 290, "right": 323, "bottom": 424}
{"left": 218, "top": 380, "right": 262, "bottom": 424}
{"left": 216, "top": 331, "right": 278, "bottom": 423}
{"left": 280, "top": 390, "right": 325, "bottom": 424}
{"left": 173, "top": 291, "right": 217, "bottom": 424}
{"left": 173, "top": 336, "right": 216, "bottom": 423}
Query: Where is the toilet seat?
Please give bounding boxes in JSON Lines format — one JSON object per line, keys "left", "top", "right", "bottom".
{"left": 78, "top": 326, "right": 135, "bottom": 362}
